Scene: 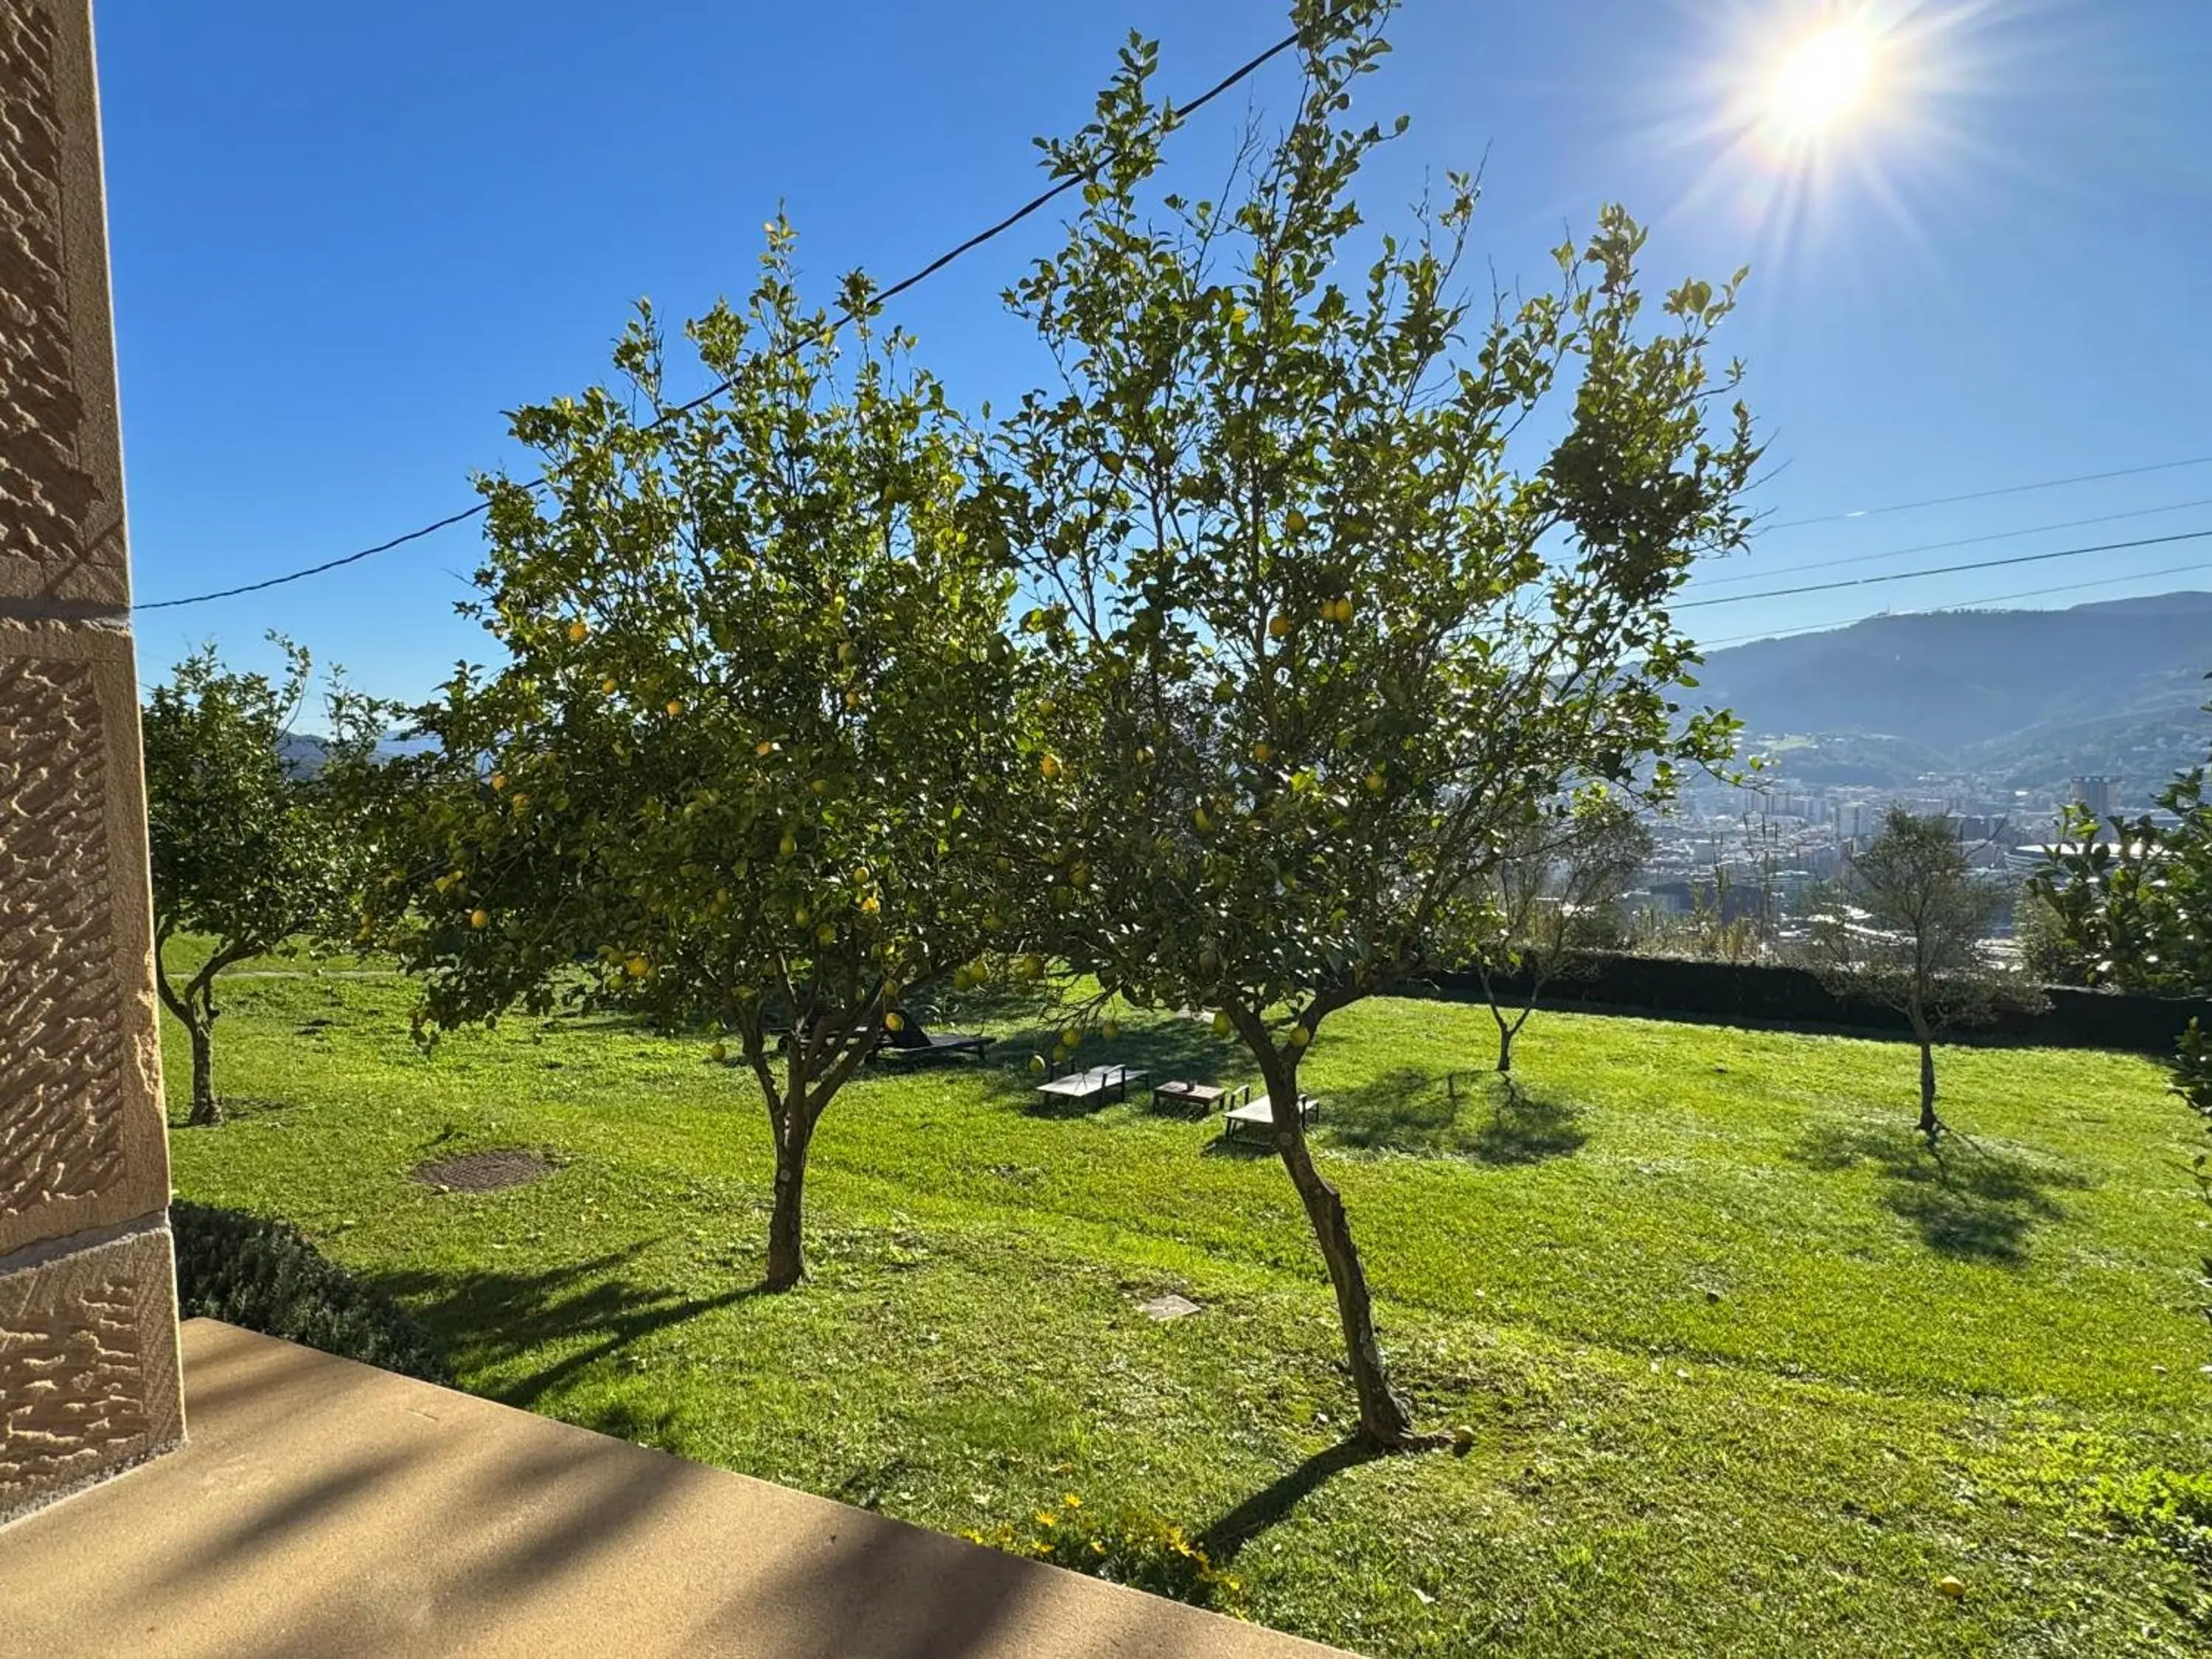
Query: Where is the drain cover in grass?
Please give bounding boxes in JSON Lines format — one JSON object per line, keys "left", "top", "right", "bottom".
{"left": 1139, "top": 1293, "right": 1201, "bottom": 1321}
{"left": 412, "top": 1149, "right": 554, "bottom": 1192}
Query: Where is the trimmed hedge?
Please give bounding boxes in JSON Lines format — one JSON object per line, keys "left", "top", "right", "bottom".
{"left": 1428, "top": 953, "right": 2212, "bottom": 1055}
{"left": 172, "top": 1201, "right": 451, "bottom": 1385}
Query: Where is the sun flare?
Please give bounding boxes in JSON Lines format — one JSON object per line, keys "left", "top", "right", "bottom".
{"left": 1769, "top": 22, "right": 1877, "bottom": 136}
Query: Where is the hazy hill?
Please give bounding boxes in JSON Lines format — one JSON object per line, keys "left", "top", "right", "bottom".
{"left": 1688, "top": 592, "right": 2212, "bottom": 793}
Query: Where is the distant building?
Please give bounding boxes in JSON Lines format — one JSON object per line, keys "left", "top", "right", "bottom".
{"left": 2068, "top": 775, "right": 2114, "bottom": 821}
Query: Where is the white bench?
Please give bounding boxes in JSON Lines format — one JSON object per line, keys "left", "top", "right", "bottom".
{"left": 1034, "top": 1063, "right": 1146, "bottom": 1108}
{"left": 1222, "top": 1092, "right": 1320, "bottom": 1144}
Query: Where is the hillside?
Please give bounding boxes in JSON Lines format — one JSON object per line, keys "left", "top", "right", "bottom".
{"left": 1689, "top": 592, "right": 2212, "bottom": 790}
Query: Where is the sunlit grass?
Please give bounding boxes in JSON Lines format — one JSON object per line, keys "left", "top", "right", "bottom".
{"left": 166, "top": 955, "right": 2212, "bottom": 1655}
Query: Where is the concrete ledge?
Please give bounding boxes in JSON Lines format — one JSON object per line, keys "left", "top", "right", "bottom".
{"left": 0, "top": 1320, "right": 1355, "bottom": 1658}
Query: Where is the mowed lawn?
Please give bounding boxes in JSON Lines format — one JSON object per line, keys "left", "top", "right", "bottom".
{"left": 163, "top": 955, "right": 2212, "bottom": 1658}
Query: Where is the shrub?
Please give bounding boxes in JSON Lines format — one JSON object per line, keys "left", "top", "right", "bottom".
{"left": 962, "top": 1494, "right": 1246, "bottom": 1614}
{"left": 172, "top": 1200, "right": 451, "bottom": 1385}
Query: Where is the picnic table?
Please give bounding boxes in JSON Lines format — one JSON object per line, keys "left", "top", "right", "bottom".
{"left": 1151, "top": 1079, "right": 1245, "bottom": 1114}
{"left": 1222, "top": 1091, "right": 1321, "bottom": 1145}
{"left": 1034, "top": 1063, "right": 1146, "bottom": 1108}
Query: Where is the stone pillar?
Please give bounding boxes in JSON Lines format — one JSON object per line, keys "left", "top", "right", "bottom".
{"left": 1, "top": 0, "right": 185, "bottom": 1524}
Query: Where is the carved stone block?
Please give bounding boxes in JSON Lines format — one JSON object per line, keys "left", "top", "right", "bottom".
{"left": 0, "top": 1224, "right": 184, "bottom": 1523}
{"left": 0, "top": 617, "right": 168, "bottom": 1257}
{"left": 0, "top": 0, "right": 131, "bottom": 608}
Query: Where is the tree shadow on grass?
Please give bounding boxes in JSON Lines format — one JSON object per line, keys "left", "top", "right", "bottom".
{"left": 379, "top": 1242, "right": 772, "bottom": 1419}
{"left": 1194, "top": 1437, "right": 1385, "bottom": 1565}
{"left": 1327, "top": 1068, "right": 1587, "bottom": 1165}
{"left": 1790, "top": 1122, "right": 2092, "bottom": 1267}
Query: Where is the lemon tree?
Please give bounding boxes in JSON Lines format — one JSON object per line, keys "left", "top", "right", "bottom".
{"left": 389, "top": 229, "right": 1034, "bottom": 1288}
{"left": 143, "top": 640, "right": 394, "bottom": 1124}
{"left": 1000, "top": 0, "right": 1759, "bottom": 1445}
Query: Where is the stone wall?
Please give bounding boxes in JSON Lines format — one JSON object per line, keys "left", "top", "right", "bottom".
{"left": 1, "top": 0, "right": 184, "bottom": 1524}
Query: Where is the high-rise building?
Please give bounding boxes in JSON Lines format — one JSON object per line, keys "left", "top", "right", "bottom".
{"left": 2069, "top": 776, "right": 2114, "bottom": 822}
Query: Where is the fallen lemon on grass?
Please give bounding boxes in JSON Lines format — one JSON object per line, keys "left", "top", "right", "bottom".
{"left": 1937, "top": 1576, "right": 1966, "bottom": 1600}
{"left": 709, "top": 1041, "right": 728, "bottom": 1063}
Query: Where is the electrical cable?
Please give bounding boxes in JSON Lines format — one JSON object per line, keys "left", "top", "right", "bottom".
{"left": 135, "top": 10, "right": 1347, "bottom": 613}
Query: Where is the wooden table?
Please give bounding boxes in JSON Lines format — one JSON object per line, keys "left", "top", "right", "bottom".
{"left": 1150, "top": 1079, "right": 1228, "bottom": 1113}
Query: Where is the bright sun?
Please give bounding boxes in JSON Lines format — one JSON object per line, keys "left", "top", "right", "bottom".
{"left": 1769, "top": 23, "right": 1877, "bottom": 136}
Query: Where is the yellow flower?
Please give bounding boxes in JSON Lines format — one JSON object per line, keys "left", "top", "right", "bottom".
{"left": 1062, "top": 1494, "right": 1082, "bottom": 1508}
{"left": 1035, "top": 1512, "right": 1057, "bottom": 1528}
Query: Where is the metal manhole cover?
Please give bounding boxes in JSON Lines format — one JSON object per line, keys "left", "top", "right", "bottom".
{"left": 412, "top": 1149, "right": 555, "bottom": 1192}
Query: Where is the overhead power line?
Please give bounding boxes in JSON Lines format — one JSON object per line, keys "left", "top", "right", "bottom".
{"left": 1696, "top": 557, "right": 2212, "bottom": 651}
{"left": 1756, "top": 453, "right": 2212, "bottom": 534}
{"left": 136, "top": 10, "right": 1345, "bottom": 613}
{"left": 1694, "top": 495, "right": 2212, "bottom": 591}
{"left": 1675, "top": 528, "right": 2212, "bottom": 610}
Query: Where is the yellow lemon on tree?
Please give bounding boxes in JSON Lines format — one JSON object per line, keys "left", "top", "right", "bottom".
{"left": 624, "top": 955, "right": 649, "bottom": 978}
{"left": 1211, "top": 1010, "right": 1232, "bottom": 1037}
{"left": 1251, "top": 742, "right": 1271, "bottom": 764}
{"left": 860, "top": 894, "right": 881, "bottom": 916}
{"left": 1040, "top": 753, "right": 1063, "bottom": 780}
{"left": 1267, "top": 613, "right": 1291, "bottom": 640}
{"left": 1365, "top": 770, "right": 1387, "bottom": 794}
{"left": 599, "top": 675, "right": 617, "bottom": 695}
{"left": 1029, "top": 1054, "right": 1048, "bottom": 1077}
{"left": 1194, "top": 806, "right": 1214, "bottom": 833}
{"left": 852, "top": 865, "right": 871, "bottom": 885}
{"left": 1289, "top": 1023, "right": 1312, "bottom": 1047}
{"left": 469, "top": 908, "right": 490, "bottom": 930}
{"left": 665, "top": 699, "right": 683, "bottom": 717}
{"left": 489, "top": 771, "right": 507, "bottom": 790}
{"left": 778, "top": 832, "right": 797, "bottom": 858}
{"left": 1060, "top": 1026, "right": 1081, "bottom": 1049}
{"left": 810, "top": 778, "right": 828, "bottom": 796}
{"left": 508, "top": 793, "right": 529, "bottom": 813}
{"left": 567, "top": 619, "right": 588, "bottom": 643}
{"left": 844, "top": 688, "right": 863, "bottom": 710}
{"left": 757, "top": 740, "right": 775, "bottom": 757}
{"left": 1018, "top": 953, "right": 1045, "bottom": 981}
{"left": 886, "top": 1011, "right": 906, "bottom": 1033}
{"left": 1102, "top": 1018, "right": 1121, "bottom": 1040}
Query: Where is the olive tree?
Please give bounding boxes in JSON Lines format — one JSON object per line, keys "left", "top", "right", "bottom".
{"left": 1804, "top": 806, "right": 2037, "bottom": 1142}
{"left": 143, "top": 640, "right": 392, "bottom": 1124}
{"left": 1469, "top": 797, "right": 1652, "bottom": 1075}
{"left": 998, "top": 1, "right": 1758, "bottom": 1445}
{"left": 389, "top": 228, "right": 1033, "bottom": 1289}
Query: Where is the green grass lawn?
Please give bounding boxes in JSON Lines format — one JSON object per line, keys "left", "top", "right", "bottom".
{"left": 161, "top": 953, "right": 2212, "bottom": 1656}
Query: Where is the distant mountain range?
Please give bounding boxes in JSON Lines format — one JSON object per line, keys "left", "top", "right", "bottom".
{"left": 1688, "top": 592, "right": 2212, "bottom": 799}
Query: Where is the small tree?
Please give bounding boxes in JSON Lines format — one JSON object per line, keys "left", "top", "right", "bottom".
{"left": 999, "top": 1, "right": 1757, "bottom": 1445}
{"left": 389, "top": 229, "right": 1033, "bottom": 1290}
{"left": 1804, "top": 807, "right": 2035, "bottom": 1142}
{"left": 1470, "top": 798, "right": 1651, "bottom": 1074}
{"left": 142, "top": 640, "right": 391, "bottom": 1124}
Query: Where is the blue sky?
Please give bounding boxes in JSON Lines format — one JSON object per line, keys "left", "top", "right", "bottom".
{"left": 96, "top": 0, "right": 2211, "bottom": 705}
